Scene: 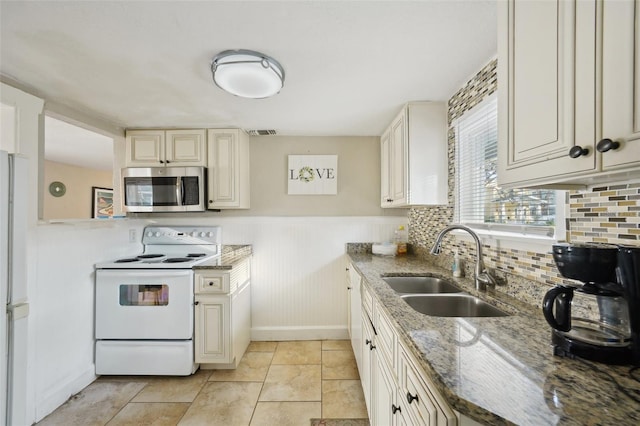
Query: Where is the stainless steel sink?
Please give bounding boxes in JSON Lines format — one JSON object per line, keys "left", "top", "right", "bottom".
{"left": 382, "top": 276, "right": 462, "bottom": 294}
{"left": 401, "top": 294, "right": 509, "bottom": 317}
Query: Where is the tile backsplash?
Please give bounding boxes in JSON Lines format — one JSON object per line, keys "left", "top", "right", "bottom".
{"left": 408, "top": 58, "right": 640, "bottom": 309}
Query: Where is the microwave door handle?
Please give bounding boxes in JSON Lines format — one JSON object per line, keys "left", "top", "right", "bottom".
{"left": 176, "top": 176, "right": 184, "bottom": 206}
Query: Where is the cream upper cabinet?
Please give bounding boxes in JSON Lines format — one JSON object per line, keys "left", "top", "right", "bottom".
{"left": 381, "top": 102, "right": 448, "bottom": 207}
{"left": 125, "top": 129, "right": 207, "bottom": 167}
{"left": 207, "top": 129, "right": 250, "bottom": 209}
{"left": 600, "top": 0, "right": 640, "bottom": 170}
{"left": 498, "top": 0, "right": 640, "bottom": 188}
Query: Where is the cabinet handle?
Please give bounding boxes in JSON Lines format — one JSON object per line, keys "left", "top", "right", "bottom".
{"left": 406, "top": 391, "right": 419, "bottom": 404}
{"left": 208, "top": 281, "right": 214, "bottom": 286}
{"left": 194, "top": 301, "right": 199, "bottom": 305}
{"left": 568, "top": 146, "right": 589, "bottom": 158}
{"left": 159, "top": 160, "right": 164, "bottom": 164}
{"left": 347, "top": 287, "right": 352, "bottom": 290}
{"left": 369, "top": 343, "right": 376, "bottom": 351}
{"left": 387, "top": 198, "right": 393, "bottom": 203}
{"left": 346, "top": 267, "right": 350, "bottom": 271}
{"left": 596, "top": 138, "right": 620, "bottom": 153}
{"left": 365, "top": 339, "right": 371, "bottom": 346}
{"left": 392, "top": 404, "right": 401, "bottom": 414}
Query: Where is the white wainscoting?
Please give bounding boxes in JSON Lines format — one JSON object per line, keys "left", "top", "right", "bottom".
{"left": 30, "top": 215, "right": 404, "bottom": 421}
{"left": 157, "top": 216, "right": 406, "bottom": 341}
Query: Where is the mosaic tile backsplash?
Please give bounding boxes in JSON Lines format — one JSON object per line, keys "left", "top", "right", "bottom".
{"left": 408, "top": 58, "right": 640, "bottom": 309}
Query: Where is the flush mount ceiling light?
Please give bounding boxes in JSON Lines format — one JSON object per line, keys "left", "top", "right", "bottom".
{"left": 210, "top": 49, "right": 285, "bottom": 99}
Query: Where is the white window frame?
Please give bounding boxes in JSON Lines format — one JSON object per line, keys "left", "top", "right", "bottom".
{"left": 452, "top": 94, "right": 565, "bottom": 252}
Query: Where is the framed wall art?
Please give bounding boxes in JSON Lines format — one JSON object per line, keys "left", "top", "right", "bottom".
{"left": 287, "top": 155, "right": 337, "bottom": 195}
{"left": 92, "top": 186, "right": 114, "bottom": 218}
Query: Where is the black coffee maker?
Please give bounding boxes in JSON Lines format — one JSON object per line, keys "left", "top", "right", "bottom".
{"left": 543, "top": 243, "right": 640, "bottom": 365}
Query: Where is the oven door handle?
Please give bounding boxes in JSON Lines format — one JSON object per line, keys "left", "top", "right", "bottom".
{"left": 175, "top": 176, "right": 184, "bottom": 205}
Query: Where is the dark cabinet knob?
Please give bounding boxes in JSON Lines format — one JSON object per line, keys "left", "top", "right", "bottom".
{"left": 347, "top": 287, "right": 352, "bottom": 290}
{"left": 596, "top": 138, "right": 620, "bottom": 153}
{"left": 159, "top": 160, "right": 164, "bottom": 164}
{"left": 392, "top": 404, "right": 401, "bottom": 414}
{"left": 166, "top": 160, "right": 171, "bottom": 163}
{"left": 208, "top": 282, "right": 214, "bottom": 286}
{"left": 406, "top": 392, "right": 418, "bottom": 404}
{"left": 194, "top": 301, "right": 200, "bottom": 305}
{"left": 365, "top": 339, "right": 371, "bottom": 346}
{"left": 568, "top": 146, "right": 589, "bottom": 158}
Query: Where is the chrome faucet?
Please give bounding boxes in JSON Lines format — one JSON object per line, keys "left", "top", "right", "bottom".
{"left": 430, "top": 224, "right": 498, "bottom": 291}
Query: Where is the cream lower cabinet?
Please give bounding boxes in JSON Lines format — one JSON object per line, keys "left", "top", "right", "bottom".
{"left": 125, "top": 129, "right": 207, "bottom": 167}
{"left": 347, "top": 263, "right": 363, "bottom": 372}
{"left": 207, "top": 129, "right": 250, "bottom": 209}
{"left": 194, "top": 257, "right": 251, "bottom": 367}
{"left": 498, "top": 0, "right": 640, "bottom": 188}
{"left": 356, "top": 283, "right": 457, "bottom": 426}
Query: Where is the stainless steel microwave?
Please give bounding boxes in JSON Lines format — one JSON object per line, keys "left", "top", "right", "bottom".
{"left": 122, "top": 167, "right": 206, "bottom": 212}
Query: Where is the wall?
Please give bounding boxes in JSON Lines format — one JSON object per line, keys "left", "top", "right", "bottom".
{"left": 42, "top": 160, "right": 113, "bottom": 220}
{"left": 409, "top": 59, "right": 640, "bottom": 308}
{"left": 32, "top": 130, "right": 406, "bottom": 420}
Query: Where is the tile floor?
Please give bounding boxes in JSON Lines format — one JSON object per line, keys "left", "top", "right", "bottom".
{"left": 37, "top": 340, "right": 369, "bottom": 426}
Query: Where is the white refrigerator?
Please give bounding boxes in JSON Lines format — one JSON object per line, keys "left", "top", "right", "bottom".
{"left": 0, "top": 150, "right": 29, "bottom": 426}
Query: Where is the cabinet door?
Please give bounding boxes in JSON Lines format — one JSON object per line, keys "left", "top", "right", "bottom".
{"left": 194, "top": 296, "right": 230, "bottom": 363}
{"left": 348, "top": 265, "right": 362, "bottom": 373}
{"left": 380, "top": 129, "right": 392, "bottom": 206}
{"left": 390, "top": 109, "right": 407, "bottom": 205}
{"left": 207, "top": 129, "right": 250, "bottom": 209}
{"left": 498, "top": 0, "right": 597, "bottom": 186}
{"left": 125, "top": 130, "right": 165, "bottom": 166}
{"left": 165, "top": 129, "right": 206, "bottom": 166}
{"left": 361, "top": 312, "right": 375, "bottom": 420}
{"left": 374, "top": 354, "right": 397, "bottom": 426}
{"left": 600, "top": 0, "right": 640, "bottom": 170}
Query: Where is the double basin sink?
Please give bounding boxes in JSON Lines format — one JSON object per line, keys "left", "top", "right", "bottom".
{"left": 382, "top": 276, "right": 508, "bottom": 317}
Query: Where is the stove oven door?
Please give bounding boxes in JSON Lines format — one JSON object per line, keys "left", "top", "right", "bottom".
{"left": 96, "top": 269, "right": 194, "bottom": 339}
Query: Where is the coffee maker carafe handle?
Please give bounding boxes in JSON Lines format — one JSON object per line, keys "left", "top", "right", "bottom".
{"left": 543, "top": 286, "right": 574, "bottom": 332}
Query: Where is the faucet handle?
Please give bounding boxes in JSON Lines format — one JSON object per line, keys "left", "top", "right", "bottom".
{"left": 477, "top": 270, "right": 499, "bottom": 287}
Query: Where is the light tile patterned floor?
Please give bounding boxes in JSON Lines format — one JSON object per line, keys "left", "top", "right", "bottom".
{"left": 37, "top": 340, "right": 368, "bottom": 426}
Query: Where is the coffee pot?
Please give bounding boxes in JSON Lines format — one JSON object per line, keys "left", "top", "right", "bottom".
{"left": 543, "top": 243, "right": 640, "bottom": 365}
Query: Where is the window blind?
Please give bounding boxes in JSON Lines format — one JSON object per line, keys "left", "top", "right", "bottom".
{"left": 454, "top": 95, "right": 556, "bottom": 236}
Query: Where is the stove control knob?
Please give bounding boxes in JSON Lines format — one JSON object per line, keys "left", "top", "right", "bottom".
{"left": 147, "top": 231, "right": 153, "bottom": 237}
{"left": 199, "top": 232, "right": 206, "bottom": 237}
{"left": 154, "top": 232, "right": 161, "bottom": 237}
{"left": 207, "top": 232, "right": 214, "bottom": 237}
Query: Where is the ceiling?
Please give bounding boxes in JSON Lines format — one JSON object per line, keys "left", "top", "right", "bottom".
{"left": 1, "top": 0, "right": 497, "bottom": 156}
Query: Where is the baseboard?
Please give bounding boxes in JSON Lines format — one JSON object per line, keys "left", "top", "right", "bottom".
{"left": 251, "top": 326, "right": 349, "bottom": 341}
{"left": 35, "top": 364, "right": 97, "bottom": 422}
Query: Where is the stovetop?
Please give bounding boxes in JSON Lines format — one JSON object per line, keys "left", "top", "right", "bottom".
{"left": 96, "top": 226, "right": 222, "bottom": 269}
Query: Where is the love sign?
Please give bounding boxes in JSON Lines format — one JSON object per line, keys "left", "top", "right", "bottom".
{"left": 287, "top": 155, "right": 338, "bottom": 195}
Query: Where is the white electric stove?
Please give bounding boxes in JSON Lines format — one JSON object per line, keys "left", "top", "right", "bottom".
{"left": 94, "top": 225, "right": 221, "bottom": 376}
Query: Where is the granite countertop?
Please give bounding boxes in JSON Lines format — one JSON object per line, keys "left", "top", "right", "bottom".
{"left": 194, "top": 245, "right": 252, "bottom": 270}
{"left": 347, "top": 252, "right": 640, "bottom": 425}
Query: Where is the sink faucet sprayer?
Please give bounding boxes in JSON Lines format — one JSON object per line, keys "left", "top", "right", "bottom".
{"left": 430, "top": 224, "right": 498, "bottom": 291}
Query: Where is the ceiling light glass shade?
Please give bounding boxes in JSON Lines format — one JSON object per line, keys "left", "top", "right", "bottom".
{"left": 211, "top": 50, "right": 285, "bottom": 99}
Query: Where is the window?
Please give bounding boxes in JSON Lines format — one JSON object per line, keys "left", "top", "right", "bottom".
{"left": 454, "top": 94, "right": 561, "bottom": 238}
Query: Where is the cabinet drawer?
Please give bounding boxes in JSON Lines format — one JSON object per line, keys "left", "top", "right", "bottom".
{"left": 399, "top": 348, "right": 438, "bottom": 425}
{"left": 374, "top": 306, "right": 396, "bottom": 370}
{"left": 361, "top": 284, "right": 373, "bottom": 318}
{"left": 398, "top": 342, "right": 456, "bottom": 426}
{"left": 196, "top": 274, "right": 229, "bottom": 294}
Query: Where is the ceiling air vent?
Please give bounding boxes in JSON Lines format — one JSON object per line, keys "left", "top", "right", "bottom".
{"left": 246, "top": 129, "right": 277, "bottom": 136}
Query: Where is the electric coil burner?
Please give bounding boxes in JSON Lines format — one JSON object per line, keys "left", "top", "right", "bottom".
{"left": 94, "top": 226, "right": 222, "bottom": 376}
